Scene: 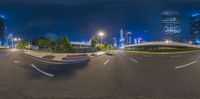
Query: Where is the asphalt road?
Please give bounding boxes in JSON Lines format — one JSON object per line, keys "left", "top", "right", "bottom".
{"left": 1, "top": 49, "right": 200, "bottom": 99}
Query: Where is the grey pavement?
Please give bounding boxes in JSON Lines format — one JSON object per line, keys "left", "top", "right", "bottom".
{"left": 1, "top": 50, "right": 200, "bottom": 99}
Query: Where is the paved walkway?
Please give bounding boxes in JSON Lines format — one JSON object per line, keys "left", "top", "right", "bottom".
{"left": 23, "top": 50, "right": 105, "bottom": 61}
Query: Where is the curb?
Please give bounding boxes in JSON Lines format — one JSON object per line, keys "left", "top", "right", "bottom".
{"left": 126, "top": 50, "right": 200, "bottom": 55}
{"left": 23, "top": 52, "right": 90, "bottom": 64}
{"left": 89, "top": 52, "right": 106, "bottom": 59}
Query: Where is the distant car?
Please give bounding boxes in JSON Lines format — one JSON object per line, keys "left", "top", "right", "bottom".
{"left": 106, "top": 51, "right": 116, "bottom": 55}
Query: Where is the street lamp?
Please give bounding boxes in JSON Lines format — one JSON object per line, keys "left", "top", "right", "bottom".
{"left": 12, "top": 38, "right": 21, "bottom": 48}
{"left": 14, "top": 38, "right": 17, "bottom": 41}
{"left": 98, "top": 32, "right": 105, "bottom": 44}
{"left": 165, "top": 40, "right": 172, "bottom": 44}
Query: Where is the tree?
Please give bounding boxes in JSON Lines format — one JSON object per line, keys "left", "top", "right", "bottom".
{"left": 32, "top": 37, "right": 52, "bottom": 49}
{"left": 62, "top": 36, "right": 72, "bottom": 50}
{"left": 90, "top": 37, "right": 98, "bottom": 53}
{"left": 17, "top": 40, "right": 28, "bottom": 49}
{"left": 51, "top": 41, "right": 57, "bottom": 51}
{"left": 103, "top": 41, "right": 109, "bottom": 50}
{"left": 56, "top": 36, "right": 72, "bottom": 51}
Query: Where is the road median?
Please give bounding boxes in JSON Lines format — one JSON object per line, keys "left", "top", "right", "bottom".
{"left": 23, "top": 50, "right": 105, "bottom": 64}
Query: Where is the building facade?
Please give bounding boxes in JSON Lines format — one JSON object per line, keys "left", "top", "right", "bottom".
{"left": 113, "top": 37, "right": 117, "bottom": 48}
{"left": 119, "top": 29, "right": 125, "bottom": 48}
{"left": 0, "top": 15, "right": 5, "bottom": 46}
{"left": 125, "top": 32, "right": 132, "bottom": 45}
{"left": 189, "top": 13, "right": 200, "bottom": 45}
{"left": 161, "top": 10, "right": 182, "bottom": 42}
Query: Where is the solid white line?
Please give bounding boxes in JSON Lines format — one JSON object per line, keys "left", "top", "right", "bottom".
{"left": 129, "top": 58, "right": 138, "bottom": 63}
{"left": 31, "top": 64, "right": 54, "bottom": 77}
{"left": 103, "top": 59, "right": 110, "bottom": 66}
{"left": 175, "top": 61, "right": 198, "bottom": 69}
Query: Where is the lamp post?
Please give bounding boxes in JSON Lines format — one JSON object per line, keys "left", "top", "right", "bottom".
{"left": 12, "top": 38, "right": 21, "bottom": 48}
{"left": 165, "top": 40, "right": 172, "bottom": 44}
{"left": 98, "top": 32, "right": 105, "bottom": 44}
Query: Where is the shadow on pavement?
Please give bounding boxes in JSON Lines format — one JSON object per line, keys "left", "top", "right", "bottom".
{"left": 25, "top": 60, "right": 90, "bottom": 79}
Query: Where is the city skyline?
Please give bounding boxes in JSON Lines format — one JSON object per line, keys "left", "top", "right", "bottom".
{"left": 2, "top": 1, "right": 200, "bottom": 99}
{"left": 1, "top": 11, "right": 200, "bottom": 44}
{"left": 1, "top": 0, "right": 200, "bottom": 43}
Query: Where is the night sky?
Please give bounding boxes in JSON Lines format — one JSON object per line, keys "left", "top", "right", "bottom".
{"left": 0, "top": 0, "right": 200, "bottom": 43}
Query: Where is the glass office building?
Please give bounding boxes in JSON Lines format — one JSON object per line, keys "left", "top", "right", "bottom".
{"left": 161, "top": 10, "right": 182, "bottom": 42}
{"left": 0, "top": 15, "right": 5, "bottom": 46}
{"left": 189, "top": 13, "right": 200, "bottom": 45}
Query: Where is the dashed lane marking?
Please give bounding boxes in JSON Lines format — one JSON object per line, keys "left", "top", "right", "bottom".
{"left": 175, "top": 61, "right": 198, "bottom": 69}
{"left": 103, "top": 59, "right": 110, "bottom": 66}
{"left": 31, "top": 64, "right": 54, "bottom": 77}
{"left": 129, "top": 58, "right": 138, "bottom": 63}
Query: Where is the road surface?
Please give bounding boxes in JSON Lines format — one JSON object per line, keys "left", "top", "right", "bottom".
{"left": 1, "top": 49, "right": 200, "bottom": 99}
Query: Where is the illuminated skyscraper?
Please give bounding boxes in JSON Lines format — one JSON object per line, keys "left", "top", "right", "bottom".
{"left": 119, "top": 29, "right": 125, "bottom": 48}
{"left": 125, "top": 32, "right": 132, "bottom": 45}
{"left": 161, "top": 10, "right": 181, "bottom": 41}
{"left": 113, "top": 37, "right": 117, "bottom": 48}
{"left": 190, "top": 13, "right": 200, "bottom": 45}
{"left": 0, "top": 15, "right": 5, "bottom": 46}
{"left": 7, "top": 33, "right": 13, "bottom": 47}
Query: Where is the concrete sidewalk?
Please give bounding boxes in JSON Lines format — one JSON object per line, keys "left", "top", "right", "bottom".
{"left": 23, "top": 50, "right": 105, "bottom": 61}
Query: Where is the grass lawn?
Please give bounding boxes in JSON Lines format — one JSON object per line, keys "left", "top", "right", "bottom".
{"left": 0, "top": 48, "right": 7, "bottom": 50}
{"left": 127, "top": 48, "right": 200, "bottom": 53}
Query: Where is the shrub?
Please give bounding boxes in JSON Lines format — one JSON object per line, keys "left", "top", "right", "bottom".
{"left": 42, "top": 55, "right": 55, "bottom": 59}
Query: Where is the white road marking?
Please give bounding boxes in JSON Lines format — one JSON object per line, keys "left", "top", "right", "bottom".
{"left": 175, "top": 61, "right": 198, "bottom": 69}
{"left": 170, "top": 55, "right": 183, "bottom": 58}
{"left": 103, "top": 59, "right": 110, "bottom": 66}
{"left": 129, "top": 58, "right": 138, "bottom": 63}
{"left": 31, "top": 64, "right": 54, "bottom": 77}
{"left": 6, "top": 53, "right": 10, "bottom": 56}
{"left": 13, "top": 60, "right": 20, "bottom": 64}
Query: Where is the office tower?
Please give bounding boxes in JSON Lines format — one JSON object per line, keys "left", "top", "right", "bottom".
{"left": 161, "top": 10, "right": 181, "bottom": 42}
{"left": 119, "top": 29, "right": 125, "bottom": 48}
{"left": 0, "top": 15, "right": 5, "bottom": 46}
{"left": 113, "top": 37, "right": 117, "bottom": 48}
{"left": 125, "top": 32, "right": 132, "bottom": 45}
{"left": 189, "top": 13, "right": 200, "bottom": 45}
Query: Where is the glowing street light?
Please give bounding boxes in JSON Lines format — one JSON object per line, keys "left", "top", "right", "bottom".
{"left": 189, "top": 41, "right": 192, "bottom": 44}
{"left": 98, "top": 32, "right": 105, "bottom": 44}
{"left": 165, "top": 40, "right": 172, "bottom": 44}
{"left": 12, "top": 37, "right": 21, "bottom": 48}
{"left": 14, "top": 38, "right": 18, "bottom": 41}
{"left": 13, "top": 38, "right": 21, "bottom": 42}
